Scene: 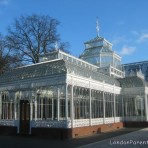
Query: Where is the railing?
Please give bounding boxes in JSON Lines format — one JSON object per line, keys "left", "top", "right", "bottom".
{"left": 31, "top": 120, "right": 69, "bottom": 128}
{"left": 73, "top": 119, "right": 90, "bottom": 127}
{"left": 31, "top": 117, "right": 123, "bottom": 128}
{"left": 0, "top": 116, "right": 145, "bottom": 129}
{"left": 0, "top": 119, "right": 15, "bottom": 126}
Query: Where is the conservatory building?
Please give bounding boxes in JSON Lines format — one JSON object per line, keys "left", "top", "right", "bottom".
{"left": 0, "top": 36, "right": 148, "bottom": 139}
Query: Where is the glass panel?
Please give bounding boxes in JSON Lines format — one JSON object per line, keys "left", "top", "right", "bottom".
{"left": 74, "top": 87, "right": 89, "bottom": 119}
{"left": 105, "top": 93, "right": 114, "bottom": 117}
{"left": 1, "top": 92, "right": 14, "bottom": 120}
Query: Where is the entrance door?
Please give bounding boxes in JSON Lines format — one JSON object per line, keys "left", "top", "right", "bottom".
{"left": 19, "top": 100, "right": 30, "bottom": 134}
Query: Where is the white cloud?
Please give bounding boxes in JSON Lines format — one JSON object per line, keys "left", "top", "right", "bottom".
{"left": 0, "top": 0, "right": 10, "bottom": 5}
{"left": 131, "top": 30, "right": 139, "bottom": 36}
{"left": 112, "top": 36, "right": 127, "bottom": 45}
{"left": 138, "top": 33, "right": 148, "bottom": 43}
{"left": 120, "top": 46, "right": 135, "bottom": 56}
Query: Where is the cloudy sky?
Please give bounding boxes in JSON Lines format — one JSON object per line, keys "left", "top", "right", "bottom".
{"left": 0, "top": 0, "right": 148, "bottom": 64}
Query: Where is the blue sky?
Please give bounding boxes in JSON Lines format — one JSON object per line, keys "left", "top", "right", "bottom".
{"left": 0, "top": 0, "right": 148, "bottom": 64}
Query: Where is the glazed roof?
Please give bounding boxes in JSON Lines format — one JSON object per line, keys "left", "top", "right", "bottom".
{"left": 118, "top": 76, "right": 148, "bottom": 88}
{"left": 80, "top": 36, "right": 113, "bottom": 58}
{"left": 80, "top": 46, "right": 113, "bottom": 58}
{"left": 0, "top": 60, "right": 67, "bottom": 83}
{"left": 0, "top": 59, "right": 120, "bottom": 86}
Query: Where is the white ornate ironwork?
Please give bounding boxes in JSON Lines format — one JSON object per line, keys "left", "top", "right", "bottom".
{"left": 0, "top": 119, "right": 15, "bottom": 126}
{"left": 32, "top": 120, "right": 68, "bottom": 128}
{"left": 73, "top": 119, "right": 90, "bottom": 127}
{"left": 104, "top": 118, "right": 115, "bottom": 124}
{"left": 115, "top": 117, "right": 122, "bottom": 122}
{"left": 91, "top": 118, "right": 104, "bottom": 125}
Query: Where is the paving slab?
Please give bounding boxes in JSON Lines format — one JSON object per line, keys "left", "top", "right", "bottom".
{"left": 79, "top": 128, "right": 148, "bottom": 148}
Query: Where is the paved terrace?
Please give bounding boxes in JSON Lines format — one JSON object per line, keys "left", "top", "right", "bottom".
{"left": 79, "top": 128, "right": 148, "bottom": 148}
{"left": 0, "top": 128, "right": 146, "bottom": 148}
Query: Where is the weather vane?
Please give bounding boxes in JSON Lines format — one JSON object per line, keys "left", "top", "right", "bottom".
{"left": 96, "top": 17, "right": 100, "bottom": 37}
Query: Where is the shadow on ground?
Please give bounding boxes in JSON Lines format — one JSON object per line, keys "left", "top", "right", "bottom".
{"left": 0, "top": 128, "right": 143, "bottom": 148}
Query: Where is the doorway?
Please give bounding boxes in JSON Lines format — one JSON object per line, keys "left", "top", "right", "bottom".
{"left": 19, "top": 100, "right": 30, "bottom": 134}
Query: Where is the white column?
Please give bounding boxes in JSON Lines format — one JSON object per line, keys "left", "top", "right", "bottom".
{"left": 29, "top": 96, "right": 33, "bottom": 134}
{"left": 113, "top": 85, "right": 116, "bottom": 123}
{"left": 103, "top": 81, "right": 105, "bottom": 124}
{"left": 100, "top": 54, "right": 101, "bottom": 67}
{"left": 30, "top": 97, "right": 33, "bottom": 121}
{"left": 71, "top": 83, "right": 74, "bottom": 128}
{"left": 121, "top": 94, "right": 124, "bottom": 122}
{"left": 65, "top": 84, "right": 68, "bottom": 120}
{"left": 89, "top": 81, "right": 92, "bottom": 126}
{"left": 17, "top": 91, "right": 21, "bottom": 134}
{"left": 141, "top": 98, "right": 143, "bottom": 121}
{"left": 41, "top": 98, "right": 43, "bottom": 119}
{"left": 52, "top": 96, "right": 54, "bottom": 120}
{"left": 57, "top": 88, "right": 60, "bottom": 121}
{"left": 34, "top": 95, "right": 37, "bottom": 121}
{"left": 14, "top": 94, "right": 17, "bottom": 120}
{"left": 145, "top": 93, "right": 148, "bottom": 121}
{"left": 114, "top": 94, "right": 116, "bottom": 123}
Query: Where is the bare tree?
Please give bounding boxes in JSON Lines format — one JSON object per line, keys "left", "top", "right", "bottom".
{"left": 7, "top": 14, "right": 68, "bottom": 64}
{"left": 0, "top": 34, "right": 20, "bottom": 74}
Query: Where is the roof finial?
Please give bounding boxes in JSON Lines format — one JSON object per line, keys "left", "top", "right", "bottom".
{"left": 54, "top": 41, "right": 58, "bottom": 50}
{"left": 96, "top": 16, "right": 100, "bottom": 37}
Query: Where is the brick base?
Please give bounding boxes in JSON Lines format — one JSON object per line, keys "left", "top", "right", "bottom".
{"left": 31, "top": 122, "right": 124, "bottom": 139}
{"left": 71, "top": 122, "right": 124, "bottom": 138}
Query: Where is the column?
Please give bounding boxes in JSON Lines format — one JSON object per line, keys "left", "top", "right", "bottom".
{"left": 89, "top": 81, "right": 92, "bottom": 126}
{"left": 30, "top": 96, "right": 33, "bottom": 134}
{"left": 113, "top": 85, "right": 116, "bottom": 123}
{"left": 34, "top": 95, "right": 37, "bottom": 121}
{"left": 71, "top": 84, "right": 74, "bottom": 128}
{"left": 14, "top": 94, "right": 17, "bottom": 120}
{"left": 103, "top": 81, "right": 105, "bottom": 124}
{"left": 121, "top": 94, "right": 124, "bottom": 121}
{"left": 57, "top": 88, "right": 60, "bottom": 121}
{"left": 145, "top": 93, "right": 148, "bottom": 121}
{"left": 114, "top": 94, "right": 116, "bottom": 123}
{"left": 52, "top": 96, "right": 54, "bottom": 120}
{"left": 30, "top": 96, "right": 33, "bottom": 121}
{"left": 100, "top": 54, "right": 101, "bottom": 67}
{"left": 141, "top": 97, "right": 143, "bottom": 121}
{"left": 65, "top": 84, "right": 68, "bottom": 120}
